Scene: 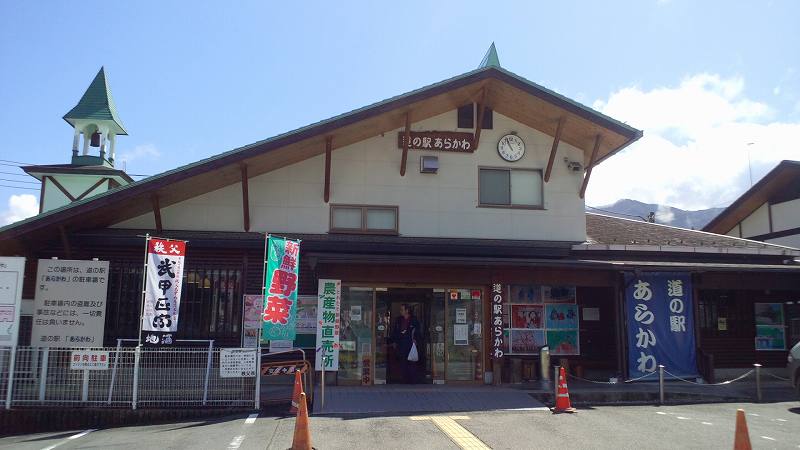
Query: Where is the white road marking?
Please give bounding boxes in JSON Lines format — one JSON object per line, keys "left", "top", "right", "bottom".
{"left": 749, "top": 413, "right": 760, "bottom": 417}
{"left": 245, "top": 413, "right": 258, "bottom": 424}
{"left": 40, "top": 429, "right": 96, "bottom": 450}
{"left": 676, "top": 416, "right": 690, "bottom": 420}
{"left": 227, "top": 435, "right": 245, "bottom": 449}
{"left": 656, "top": 412, "right": 667, "bottom": 415}
{"left": 701, "top": 422, "right": 713, "bottom": 426}
{"left": 761, "top": 436, "right": 776, "bottom": 441}
{"left": 775, "top": 418, "right": 787, "bottom": 422}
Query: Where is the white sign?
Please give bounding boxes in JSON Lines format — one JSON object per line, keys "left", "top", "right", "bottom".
{"left": 142, "top": 238, "right": 186, "bottom": 346}
{"left": 31, "top": 259, "right": 109, "bottom": 348}
{"left": 315, "top": 279, "right": 341, "bottom": 371}
{"left": 0, "top": 257, "right": 25, "bottom": 347}
{"left": 455, "top": 307, "right": 467, "bottom": 324}
{"left": 220, "top": 348, "right": 257, "bottom": 378}
{"left": 269, "top": 339, "right": 293, "bottom": 353}
{"left": 350, "top": 305, "right": 362, "bottom": 321}
{"left": 70, "top": 350, "right": 110, "bottom": 370}
{"left": 454, "top": 324, "right": 468, "bottom": 345}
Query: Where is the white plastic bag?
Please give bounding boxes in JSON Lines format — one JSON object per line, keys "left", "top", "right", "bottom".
{"left": 407, "top": 342, "right": 419, "bottom": 362}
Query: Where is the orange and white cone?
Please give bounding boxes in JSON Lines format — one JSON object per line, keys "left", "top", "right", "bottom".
{"left": 289, "top": 370, "right": 304, "bottom": 414}
{"left": 552, "top": 366, "right": 576, "bottom": 414}
{"left": 733, "top": 409, "right": 752, "bottom": 450}
{"left": 291, "top": 392, "right": 312, "bottom": 450}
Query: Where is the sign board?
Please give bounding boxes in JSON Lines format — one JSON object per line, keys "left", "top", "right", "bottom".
{"left": 70, "top": 350, "right": 110, "bottom": 370}
{"left": 31, "top": 259, "right": 109, "bottom": 347}
{"left": 269, "top": 339, "right": 293, "bottom": 353}
{"left": 315, "top": 279, "right": 341, "bottom": 371}
{"left": 242, "top": 294, "right": 263, "bottom": 348}
{"left": 397, "top": 131, "right": 476, "bottom": 152}
{"left": 754, "top": 303, "right": 786, "bottom": 350}
{"left": 490, "top": 283, "right": 504, "bottom": 359}
{"left": 0, "top": 257, "right": 25, "bottom": 347}
{"left": 220, "top": 348, "right": 257, "bottom": 378}
{"left": 142, "top": 238, "right": 186, "bottom": 346}
{"left": 625, "top": 272, "right": 698, "bottom": 379}
{"left": 261, "top": 363, "right": 306, "bottom": 376}
{"left": 262, "top": 236, "right": 301, "bottom": 341}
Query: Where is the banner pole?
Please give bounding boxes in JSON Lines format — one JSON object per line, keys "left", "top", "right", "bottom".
{"left": 255, "top": 234, "right": 269, "bottom": 410}
{"left": 137, "top": 234, "right": 151, "bottom": 347}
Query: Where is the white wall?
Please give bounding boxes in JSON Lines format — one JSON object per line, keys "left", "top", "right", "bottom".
{"left": 114, "top": 111, "right": 588, "bottom": 241}
{"left": 765, "top": 234, "right": 800, "bottom": 248}
{"left": 42, "top": 174, "right": 110, "bottom": 213}
{"left": 740, "top": 203, "right": 770, "bottom": 238}
{"left": 770, "top": 198, "right": 800, "bottom": 233}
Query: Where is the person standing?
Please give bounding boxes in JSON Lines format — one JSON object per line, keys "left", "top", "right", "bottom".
{"left": 391, "top": 304, "right": 422, "bottom": 383}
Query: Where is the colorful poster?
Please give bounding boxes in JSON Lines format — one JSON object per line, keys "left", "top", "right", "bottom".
{"left": 511, "top": 329, "right": 545, "bottom": 353}
{"left": 545, "top": 304, "right": 579, "bottom": 329}
{"left": 0, "top": 257, "right": 24, "bottom": 347}
{"left": 32, "top": 259, "right": 110, "bottom": 348}
{"left": 547, "top": 330, "right": 580, "bottom": 355}
{"left": 624, "top": 272, "right": 697, "bottom": 379}
{"left": 262, "top": 236, "right": 301, "bottom": 341}
{"left": 511, "top": 305, "right": 543, "bottom": 329}
{"left": 754, "top": 303, "right": 784, "bottom": 325}
{"left": 509, "top": 284, "right": 541, "bottom": 304}
{"left": 754, "top": 303, "right": 785, "bottom": 350}
{"left": 490, "top": 283, "right": 505, "bottom": 359}
{"left": 542, "top": 285, "right": 576, "bottom": 303}
{"left": 142, "top": 238, "right": 186, "bottom": 346}
{"left": 242, "top": 294, "right": 263, "bottom": 348}
{"left": 315, "top": 279, "right": 341, "bottom": 371}
{"left": 296, "top": 295, "right": 318, "bottom": 334}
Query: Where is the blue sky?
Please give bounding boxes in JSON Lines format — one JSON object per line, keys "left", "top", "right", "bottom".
{"left": 1, "top": 0, "right": 799, "bottom": 223}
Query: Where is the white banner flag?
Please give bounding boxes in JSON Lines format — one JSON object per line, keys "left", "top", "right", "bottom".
{"left": 142, "top": 238, "right": 186, "bottom": 345}
{"left": 315, "top": 279, "right": 341, "bottom": 371}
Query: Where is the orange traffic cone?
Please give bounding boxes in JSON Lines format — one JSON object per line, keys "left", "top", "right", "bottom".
{"left": 552, "top": 366, "right": 576, "bottom": 414}
{"left": 289, "top": 370, "right": 304, "bottom": 414}
{"left": 291, "top": 392, "right": 312, "bottom": 450}
{"left": 733, "top": 409, "right": 752, "bottom": 450}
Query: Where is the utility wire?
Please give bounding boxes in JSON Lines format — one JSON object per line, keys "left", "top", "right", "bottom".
{"left": 0, "top": 184, "right": 38, "bottom": 190}
{"left": 0, "top": 159, "right": 35, "bottom": 165}
{"left": 0, "top": 171, "right": 27, "bottom": 177}
{"left": 0, "top": 178, "right": 38, "bottom": 184}
{"left": 586, "top": 205, "right": 649, "bottom": 221}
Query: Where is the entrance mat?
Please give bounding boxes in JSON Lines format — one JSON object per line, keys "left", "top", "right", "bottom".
{"left": 312, "top": 385, "right": 547, "bottom": 415}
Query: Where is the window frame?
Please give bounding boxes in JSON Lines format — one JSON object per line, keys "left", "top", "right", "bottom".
{"left": 329, "top": 204, "right": 400, "bottom": 235}
{"left": 477, "top": 166, "right": 545, "bottom": 210}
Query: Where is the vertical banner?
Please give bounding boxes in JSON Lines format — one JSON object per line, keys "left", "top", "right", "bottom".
{"left": 142, "top": 238, "right": 186, "bottom": 346}
{"left": 625, "top": 272, "right": 697, "bottom": 379}
{"left": 315, "top": 279, "right": 341, "bottom": 371}
{"left": 490, "top": 283, "right": 505, "bottom": 359}
{"left": 262, "top": 236, "right": 301, "bottom": 341}
{"left": 0, "top": 257, "right": 25, "bottom": 347}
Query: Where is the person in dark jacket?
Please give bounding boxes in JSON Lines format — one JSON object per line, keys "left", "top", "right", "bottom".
{"left": 391, "top": 304, "right": 422, "bottom": 383}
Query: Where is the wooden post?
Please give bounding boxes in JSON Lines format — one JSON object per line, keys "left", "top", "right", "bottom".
{"left": 151, "top": 194, "right": 163, "bottom": 233}
{"left": 474, "top": 88, "right": 487, "bottom": 148}
{"left": 544, "top": 117, "right": 566, "bottom": 183}
{"left": 579, "top": 134, "right": 602, "bottom": 199}
{"left": 400, "top": 113, "right": 411, "bottom": 176}
{"left": 324, "top": 137, "right": 332, "bottom": 203}
{"left": 241, "top": 164, "right": 250, "bottom": 232}
{"left": 58, "top": 225, "right": 72, "bottom": 259}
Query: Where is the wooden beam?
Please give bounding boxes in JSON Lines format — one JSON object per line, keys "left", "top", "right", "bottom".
{"left": 400, "top": 112, "right": 411, "bottom": 176}
{"left": 474, "top": 88, "right": 487, "bottom": 148}
{"left": 151, "top": 194, "right": 163, "bottom": 233}
{"left": 324, "top": 137, "right": 332, "bottom": 203}
{"left": 544, "top": 117, "right": 566, "bottom": 183}
{"left": 38, "top": 176, "right": 47, "bottom": 213}
{"left": 75, "top": 177, "right": 110, "bottom": 201}
{"left": 241, "top": 164, "right": 250, "bottom": 232}
{"left": 579, "top": 134, "right": 603, "bottom": 199}
{"left": 58, "top": 225, "right": 72, "bottom": 258}
{"left": 48, "top": 176, "right": 76, "bottom": 202}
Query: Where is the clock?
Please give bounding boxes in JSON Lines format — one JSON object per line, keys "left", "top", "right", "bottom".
{"left": 497, "top": 134, "right": 525, "bottom": 162}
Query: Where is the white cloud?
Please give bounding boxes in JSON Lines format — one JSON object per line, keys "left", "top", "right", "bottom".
{"left": 656, "top": 204, "right": 675, "bottom": 224}
{"left": 588, "top": 74, "right": 800, "bottom": 210}
{"left": 116, "top": 144, "right": 160, "bottom": 165}
{"left": 1, "top": 194, "right": 39, "bottom": 225}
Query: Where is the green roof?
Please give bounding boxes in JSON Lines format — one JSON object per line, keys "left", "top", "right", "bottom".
{"left": 478, "top": 43, "right": 500, "bottom": 68}
{"left": 63, "top": 67, "right": 128, "bottom": 135}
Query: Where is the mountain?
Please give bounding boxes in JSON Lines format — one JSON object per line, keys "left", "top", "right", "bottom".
{"left": 589, "top": 199, "right": 725, "bottom": 230}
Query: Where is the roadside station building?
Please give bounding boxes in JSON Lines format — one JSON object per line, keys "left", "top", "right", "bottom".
{"left": 1, "top": 46, "right": 798, "bottom": 387}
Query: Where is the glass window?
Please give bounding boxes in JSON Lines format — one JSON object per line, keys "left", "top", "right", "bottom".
{"left": 445, "top": 288, "right": 483, "bottom": 381}
{"left": 511, "top": 170, "right": 542, "bottom": 206}
{"left": 366, "top": 208, "right": 396, "bottom": 230}
{"left": 479, "top": 169, "right": 510, "bottom": 205}
{"left": 330, "top": 205, "right": 398, "bottom": 234}
{"left": 332, "top": 207, "right": 362, "bottom": 230}
{"left": 338, "top": 287, "right": 374, "bottom": 384}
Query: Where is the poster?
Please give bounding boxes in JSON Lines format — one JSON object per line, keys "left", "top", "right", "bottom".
{"left": 296, "top": 295, "right": 318, "bottom": 334}
{"left": 142, "top": 238, "right": 186, "bottom": 346}
{"left": 220, "top": 348, "right": 257, "bottom": 378}
{"left": 454, "top": 324, "right": 468, "bottom": 345}
{"left": 241, "top": 294, "right": 263, "bottom": 348}
{"left": 754, "top": 303, "right": 785, "bottom": 350}
{"left": 511, "top": 305, "right": 543, "bottom": 329}
{"left": 547, "top": 330, "right": 580, "bottom": 355}
{"left": 509, "top": 284, "right": 541, "bottom": 304}
{"left": 624, "top": 272, "right": 698, "bottom": 379}
{"left": 315, "top": 279, "right": 341, "bottom": 371}
{"left": 269, "top": 339, "right": 293, "bottom": 353}
{"left": 455, "top": 307, "right": 467, "bottom": 324}
{"left": 31, "top": 259, "right": 109, "bottom": 348}
{"left": 541, "top": 285, "right": 577, "bottom": 303}
{"left": 511, "top": 329, "right": 545, "bottom": 353}
{"left": 262, "top": 236, "right": 301, "bottom": 341}
{"left": 351, "top": 305, "right": 362, "bottom": 321}
{"left": 545, "top": 304, "right": 579, "bottom": 329}
{"left": 0, "top": 257, "right": 24, "bottom": 347}
{"left": 490, "top": 283, "right": 505, "bottom": 359}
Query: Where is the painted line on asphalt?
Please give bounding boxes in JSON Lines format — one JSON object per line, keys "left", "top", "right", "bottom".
{"left": 676, "top": 416, "right": 690, "bottom": 420}
{"left": 774, "top": 418, "right": 787, "bottom": 422}
{"left": 656, "top": 412, "right": 668, "bottom": 415}
{"left": 227, "top": 435, "right": 245, "bottom": 449}
{"left": 410, "top": 416, "right": 490, "bottom": 450}
{"left": 245, "top": 413, "right": 258, "bottom": 424}
{"left": 749, "top": 413, "right": 760, "bottom": 417}
{"left": 701, "top": 422, "right": 713, "bottom": 426}
{"left": 760, "top": 436, "right": 776, "bottom": 441}
{"left": 41, "top": 429, "right": 96, "bottom": 450}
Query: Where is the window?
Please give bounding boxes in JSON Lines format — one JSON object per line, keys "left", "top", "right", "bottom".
{"left": 330, "top": 205, "right": 399, "bottom": 234}
{"left": 457, "top": 104, "right": 493, "bottom": 129}
{"left": 479, "top": 168, "right": 543, "bottom": 208}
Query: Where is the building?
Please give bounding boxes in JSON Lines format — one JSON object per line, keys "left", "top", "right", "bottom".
{"left": 2, "top": 46, "right": 798, "bottom": 387}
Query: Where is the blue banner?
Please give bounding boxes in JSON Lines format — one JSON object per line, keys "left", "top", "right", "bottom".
{"left": 625, "top": 272, "right": 698, "bottom": 380}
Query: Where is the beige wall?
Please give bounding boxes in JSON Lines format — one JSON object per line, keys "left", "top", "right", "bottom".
{"left": 739, "top": 203, "right": 770, "bottom": 238}
{"left": 113, "top": 110, "right": 588, "bottom": 241}
{"left": 770, "top": 198, "right": 800, "bottom": 233}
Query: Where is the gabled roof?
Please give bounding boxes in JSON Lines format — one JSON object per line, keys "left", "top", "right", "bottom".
{"left": 63, "top": 67, "right": 128, "bottom": 135}
{"left": 703, "top": 160, "right": 800, "bottom": 234}
{"left": 0, "top": 56, "right": 642, "bottom": 251}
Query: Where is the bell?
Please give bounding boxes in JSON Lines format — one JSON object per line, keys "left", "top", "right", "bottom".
{"left": 90, "top": 132, "right": 101, "bottom": 147}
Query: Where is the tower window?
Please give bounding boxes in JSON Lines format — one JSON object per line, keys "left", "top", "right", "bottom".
{"left": 457, "top": 104, "right": 493, "bottom": 130}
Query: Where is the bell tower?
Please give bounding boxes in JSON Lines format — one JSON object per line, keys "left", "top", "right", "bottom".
{"left": 22, "top": 67, "right": 133, "bottom": 214}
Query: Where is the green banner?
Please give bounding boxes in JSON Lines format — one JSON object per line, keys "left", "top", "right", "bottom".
{"left": 261, "top": 236, "right": 301, "bottom": 341}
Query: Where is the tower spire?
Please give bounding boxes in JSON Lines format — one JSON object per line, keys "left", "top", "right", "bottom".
{"left": 478, "top": 42, "right": 501, "bottom": 69}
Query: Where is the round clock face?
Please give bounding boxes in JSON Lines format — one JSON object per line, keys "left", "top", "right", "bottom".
{"left": 497, "top": 134, "right": 525, "bottom": 162}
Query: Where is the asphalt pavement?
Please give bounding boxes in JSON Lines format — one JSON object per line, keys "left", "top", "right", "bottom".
{"left": 1, "top": 401, "right": 798, "bottom": 449}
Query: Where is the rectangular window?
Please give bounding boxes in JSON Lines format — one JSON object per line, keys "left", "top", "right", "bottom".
{"left": 457, "top": 104, "right": 494, "bottom": 130}
{"left": 479, "top": 168, "right": 543, "bottom": 208}
{"left": 330, "top": 205, "right": 398, "bottom": 234}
